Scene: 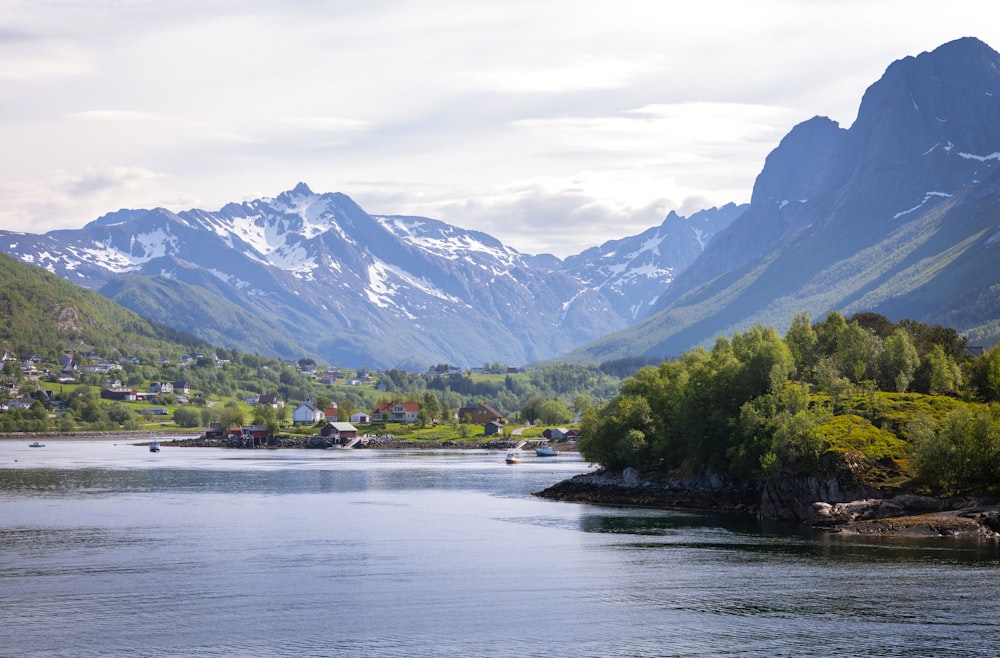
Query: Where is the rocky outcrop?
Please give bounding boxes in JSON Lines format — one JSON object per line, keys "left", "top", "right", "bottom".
{"left": 533, "top": 468, "right": 759, "bottom": 514}
{"left": 758, "top": 452, "right": 885, "bottom": 523}
{"left": 536, "top": 453, "right": 1000, "bottom": 537}
{"left": 812, "top": 497, "right": 1000, "bottom": 538}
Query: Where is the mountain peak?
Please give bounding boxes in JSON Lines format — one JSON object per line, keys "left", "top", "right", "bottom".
{"left": 289, "top": 182, "right": 314, "bottom": 197}
{"left": 750, "top": 115, "right": 845, "bottom": 206}
{"left": 851, "top": 36, "right": 1000, "bottom": 151}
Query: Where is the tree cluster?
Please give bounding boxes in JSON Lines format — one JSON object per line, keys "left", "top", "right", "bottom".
{"left": 580, "top": 312, "right": 1000, "bottom": 495}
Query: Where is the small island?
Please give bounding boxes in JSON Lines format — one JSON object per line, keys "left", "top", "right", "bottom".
{"left": 536, "top": 312, "right": 1000, "bottom": 538}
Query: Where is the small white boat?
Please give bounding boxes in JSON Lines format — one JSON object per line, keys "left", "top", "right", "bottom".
{"left": 505, "top": 450, "right": 521, "bottom": 464}
{"left": 28, "top": 441, "right": 45, "bottom": 448}
{"left": 535, "top": 445, "right": 558, "bottom": 457}
{"left": 149, "top": 441, "right": 160, "bottom": 453}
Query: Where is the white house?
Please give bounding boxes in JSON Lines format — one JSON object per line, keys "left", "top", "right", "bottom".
{"left": 350, "top": 411, "right": 371, "bottom": 424}
{"left": 292, "top": 402, "right": 324, "bottom": 425}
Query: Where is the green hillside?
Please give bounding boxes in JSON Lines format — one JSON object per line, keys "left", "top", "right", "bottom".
{"left": 100, "top": 274, "right": 309, "bottom": 361}
{"left": 0, "top": 252, "right": 208, "bottom": 360}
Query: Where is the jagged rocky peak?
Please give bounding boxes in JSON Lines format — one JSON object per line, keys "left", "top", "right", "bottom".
{"left": 851, "top": 37, "right": 1000, "bottom": 158}
{"left": 750, "top": 116, "right": 845, "bottom": 207}
{"left": 289, "top": 181, "right": 314, "bottom": 196}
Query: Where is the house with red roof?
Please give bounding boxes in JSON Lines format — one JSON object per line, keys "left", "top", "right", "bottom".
{"left": 371, "top": 401, "right": 420, "bottom": 423}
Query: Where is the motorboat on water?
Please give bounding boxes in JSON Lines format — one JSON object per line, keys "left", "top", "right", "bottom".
{"left": 149, "top": 441, "right": 160, "bottom": 453}
{"left": 505, "top": 450, "right": 521, "bottom": 464}
{"left": 28, "top": 441, "right": 45, "bottom": 448}
{"left": 535, "top": 444, "right": 558, "bottom": 457}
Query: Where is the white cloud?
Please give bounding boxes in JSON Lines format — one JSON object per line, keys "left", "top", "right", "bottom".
{"left": 0, "top": 0, "right": 997, "bottom": 257}
{"left": 463, "top": 55, "right": 663, "bottom": 93}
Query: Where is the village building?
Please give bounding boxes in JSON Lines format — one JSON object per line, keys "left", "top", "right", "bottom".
{"left": 457, "top": 402, "right": 504, "bottom": 424}
{"left": 371, "top": 401, "right": 420, "bottom": 423}
{"left": 484, "top": 420, "right": 505, "bottom": 436}
{"left": 292, "top": 401, "right": 324, "bottom": 425}
{"left": 319, "top": 422, "right": 358, "bottom": 441}
{"left": 257, "top": 393, "right": 284, "bottom": 408}
{"left": 543, "top": 427, "right": 579, "bottom": 441}
{"left": 100, "top": 388, "right": 138, "bottom": 402}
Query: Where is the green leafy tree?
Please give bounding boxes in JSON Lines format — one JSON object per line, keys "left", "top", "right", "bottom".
{"left": 537, "top": 398, "right": 572, "bottom": 425}
{"left": 813, "top": 356, "right": 850, "bottom": 402}
{"left": 173, "top": 407, "right": 202, "bottom": 428}
{"left": 784, "top": 312, "right": 818, "bottom": 376}
{"left": 422, "top": 392, "right": 441, "bottom": 423}
{"left": 200, "top": 407, "right": 220, "bottom": 426}
{"left": 835, "top": 322, "right": 882, "bottom": 382}
{"left": 519, "top": 394, "right": 547, "bottom": 425}
{"left": 979, "top": 345, "right": 1000, "bottom": 402}
{"left": 252, "top": 405, "right": 280, "bottom": 435}
{"left": 924, "top": 344, "right": 963, "bottom": 395}
{"left": 105, "top": 402, "right": 134, "bottom": 426}
{"left": 218, "top": 405, "right": 244, "bottom": 428}
{"left": 911, "top": 408, "right": 1000, "bottom": 493}
{"left": 580, "top": 394, "right": 655, "bottom": 471}
{"left": 815, "top": 311, "right": 848, "bottom": 358}
{"left": 337, "top": 397, "right": 356, "bottom": 423}
{"left": 876, "top": 328, "right": 919, "bottom": 392}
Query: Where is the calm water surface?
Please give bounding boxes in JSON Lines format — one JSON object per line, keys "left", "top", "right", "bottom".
{"left": 2, "top": 439, "right": 999, "bottom": 657}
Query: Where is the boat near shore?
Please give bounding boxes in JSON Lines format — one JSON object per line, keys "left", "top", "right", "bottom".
{"left": 505, "top": 450, "right": 521, "bottom": 464}
{"left": 535, "top": 445, "right": 558, "bottom": 457}
{"left": 149, "top": 441, "right": 160, "bottom": 453}
{"left": 28, "top": 441, "right": 44, "bottom": 448}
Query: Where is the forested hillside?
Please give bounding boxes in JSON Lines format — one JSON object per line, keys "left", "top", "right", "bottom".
{"left": 0, "top": 252, "right": 208, "bottom": 360}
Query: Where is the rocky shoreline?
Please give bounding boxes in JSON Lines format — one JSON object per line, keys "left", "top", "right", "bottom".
{"left": 533, "top": 469, "right": 1000, "bottom": 539}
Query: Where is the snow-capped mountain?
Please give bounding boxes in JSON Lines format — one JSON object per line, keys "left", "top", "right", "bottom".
{"left": 0, "top": 182, "right": 731, "bottom": 367}
{"left": 562, "top": 204, "right": 746, "bottom": 321}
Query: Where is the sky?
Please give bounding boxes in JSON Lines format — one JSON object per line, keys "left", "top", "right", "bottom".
{"left": 1, "top": 1, "right": 997, "bottom": 258}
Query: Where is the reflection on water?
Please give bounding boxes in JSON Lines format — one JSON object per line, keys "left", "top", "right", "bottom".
{"left": 2, "top": 440, "right": 1000, "bottom": 657}
{"left": 580, "top": 509, "right": 1000, "bottom": 565}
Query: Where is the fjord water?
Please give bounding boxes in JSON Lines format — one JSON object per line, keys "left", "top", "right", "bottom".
{"left": 2, "top": 441, "right": 999, "bottom": 657}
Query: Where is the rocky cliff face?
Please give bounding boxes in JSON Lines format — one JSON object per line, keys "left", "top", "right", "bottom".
{"left": 758, "top": 452, "right": 886, "bottom": 523}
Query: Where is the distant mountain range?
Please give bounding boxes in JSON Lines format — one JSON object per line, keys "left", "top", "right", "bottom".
{"left": 2, "top": 37, "right": 999, "bottom": 367}
{"left": 0, "top": 182, "right": 740, "bottom": 367}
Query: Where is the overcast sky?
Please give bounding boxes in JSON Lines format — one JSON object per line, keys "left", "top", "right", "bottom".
{"left": 1, "top": 1, "right": 996, "bottom": 257}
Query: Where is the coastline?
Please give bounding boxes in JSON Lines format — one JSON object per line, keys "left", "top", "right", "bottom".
{"left": 533, "top": 470, "right": 1000, "bottom": 539}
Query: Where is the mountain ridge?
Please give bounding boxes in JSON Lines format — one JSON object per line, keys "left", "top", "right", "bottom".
{"left": 0, "top": 183, "right": 738, "bottom": 367}
{"left": 4, "top": 37, "right": 999, "bottom": 367}
{"left": 567, "top": 36, "right": 1000, "bottom": 362}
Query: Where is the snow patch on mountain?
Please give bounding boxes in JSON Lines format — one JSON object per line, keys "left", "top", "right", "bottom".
{"left": 67, "top": 245, "right": 141, "bottom": 274}
{"left": 373, "top": 215, "right": 519, "bottom": 267}
{"left": 207, "top": 268, "right": 251, "bottom": 290}
{"left": 366, "top": 256, "right": 466, "bottom": 309}
{"left": 131, "top": 228, "right": 179, "bottom": 261}
{"left": 269, "top": 243, "right": 318, "bottom": 277}
{"left": 957, "top": 150, "right": 1000, "bottom": 162}
{"left": 893, "top": 191, "right": 954, "bottom": 219}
